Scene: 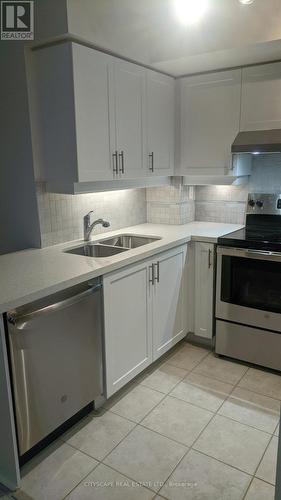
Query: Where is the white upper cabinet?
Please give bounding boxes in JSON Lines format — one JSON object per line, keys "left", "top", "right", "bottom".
{"left": 146, "top": 70, "right": 175, "bottom": 175}
{"left": 241, "top": 62, "right": 281, "bottom": 131}
{"left": 30, "top": 42, "right": 174, "bottom": 193}
{"left": 178, "top": 69, "right": 242, "bottom": 174}
{"left": 109, "top": 60, "right": 146, "bottom": 179}
{"left": 31, "top": 42, "right": 112, "bottom": 185}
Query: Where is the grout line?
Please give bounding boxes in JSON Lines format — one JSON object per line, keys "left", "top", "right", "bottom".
{"left": 62, "top": 459, "right": 157, "bottom": 499}
{"left": 17, "top": 344, "right": 279, "bottom": 499}
{"left": 67, "top": 348, "right": 276, "bottom": 497}
{"left": 61, "top": 460, "right": 100, "bottom": 500}
{"left": 241, "top": 432, "right": 277, "bottom": 500}
{"left": 242, "top": 476, "right": 255, "bottom": 499}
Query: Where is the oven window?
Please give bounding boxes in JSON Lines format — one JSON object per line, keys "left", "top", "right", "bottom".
{"left": 221, "top": 255, "right": 281, "bottom": 314}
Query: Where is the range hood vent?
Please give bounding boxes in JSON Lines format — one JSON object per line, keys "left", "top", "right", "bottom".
{"left": 231, "top": 129, "right": 281, "bottom": 154}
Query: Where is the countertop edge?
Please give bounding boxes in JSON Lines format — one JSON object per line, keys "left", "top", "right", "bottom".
{"left": 0, "top": 222, "right": 243, "bottom": 314}
{"left": 0, "top": 235, "right": 192, "bottom": 313}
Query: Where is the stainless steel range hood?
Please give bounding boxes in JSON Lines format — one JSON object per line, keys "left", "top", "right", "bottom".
{"left": 231, "top": 129, "right": 281, "bottom": 154}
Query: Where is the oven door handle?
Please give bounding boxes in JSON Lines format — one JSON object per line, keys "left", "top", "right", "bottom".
{"left": 245, "top": 249, "right": 281, "bottom": 257}
{"left": 217, "top": 246, "right": 281, "bottom": 261}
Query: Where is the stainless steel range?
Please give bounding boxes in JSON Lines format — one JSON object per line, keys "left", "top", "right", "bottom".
{"left": 215, "top": 193, "right": 281, "bottom": 371}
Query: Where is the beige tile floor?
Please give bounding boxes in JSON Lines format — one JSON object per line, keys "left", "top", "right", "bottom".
{"left": 7, "top": 341, "right": 281, "bottom": 500}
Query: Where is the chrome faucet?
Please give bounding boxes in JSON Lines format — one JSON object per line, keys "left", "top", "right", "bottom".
{"left": 83, "top": 211, "right": 110, "bottom": 241}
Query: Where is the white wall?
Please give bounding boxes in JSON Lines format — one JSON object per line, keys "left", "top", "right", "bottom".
{"left": 0, "top": 43, "right": 41, "bottom": 254}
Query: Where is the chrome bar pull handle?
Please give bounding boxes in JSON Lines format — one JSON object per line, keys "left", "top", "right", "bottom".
{"left": 149, "top": 264, "right": 155, "bottom": 285}
{"left": 112, "top": 151, "right": 118, "bottom": 174}
{"left": 208, "top": 249, "right": 212, "bottom": 268}
{"left": 149, "top": 152, "right": 154, "bottom": 172}
{"left": 154, "top": 261, "right": 160, "bottom": 283}
{"left": 119, "top": 150, "right": 125, "bottom": 174}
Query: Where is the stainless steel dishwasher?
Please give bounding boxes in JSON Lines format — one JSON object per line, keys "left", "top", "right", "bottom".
{"left": 7, "top": 278, "right": 103, "bottom": 457}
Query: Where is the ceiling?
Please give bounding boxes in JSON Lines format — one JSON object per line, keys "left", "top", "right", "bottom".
{"left": 66, "top": 0, "right": 281, "bottom": 76}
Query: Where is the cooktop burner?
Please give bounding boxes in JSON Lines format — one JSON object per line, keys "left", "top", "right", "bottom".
{"left": 218, "top": 194, "right": 281, "bottom": 252}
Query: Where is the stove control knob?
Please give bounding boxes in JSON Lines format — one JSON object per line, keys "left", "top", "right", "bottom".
{"left": 248, "top": 199, "right": 255, "bottom": 207}
{"left": 256, "top": 200, "right": 264, "bottom": 208}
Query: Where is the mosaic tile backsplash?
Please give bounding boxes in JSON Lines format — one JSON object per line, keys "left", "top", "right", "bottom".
{"left": 195, "top": 154, "right": 281, "bottom": 225}
{"left": 36, "top": 154, "right": 281, "bottom": 246}
{"left": 37, "top": 183, "right": 147, "bottom": 247}
{"left": 146, "top": 184, "right": 195, "bottom": 224}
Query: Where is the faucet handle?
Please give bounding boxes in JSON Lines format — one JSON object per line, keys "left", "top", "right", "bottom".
{"left": 84, "top": 210, "right": 94, "bottom": 221}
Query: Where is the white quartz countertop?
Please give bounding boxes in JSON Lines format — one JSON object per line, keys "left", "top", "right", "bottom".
{"left": 0, "top": 222, "right": 242, "bottom": 313}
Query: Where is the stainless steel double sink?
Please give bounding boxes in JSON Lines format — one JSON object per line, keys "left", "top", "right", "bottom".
{"left": 65, "top": 234, "right": 161, "bottom": 258}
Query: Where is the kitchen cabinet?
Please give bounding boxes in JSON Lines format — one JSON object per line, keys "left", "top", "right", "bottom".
{"left": 241, "top": 62, "right": 281, "bottom": 131}
{"left": 30, "top": 41, "right": 175, "bottom": 193}
{"left": 109, "top": 60, "right": 146, "bottom": 179}
{"left": 194, "top": 242, "right": 215, "bottom": 339}
{"left": 31, "top": 42, "right": 113, "bottom": 185}
{"left": 178, "top": 69, "right": 242, "bottom": 176}
{"left": 103, "top": 260, "right": 152, "bottom": 397}
{"left": 103, "top": 244, "right": 187, "bottom": 397}
{"left": 146, "top": 70, "right": 175, "bottom": 175}
{"left": 152, "top": 245, "right": 186, "bottom": 359}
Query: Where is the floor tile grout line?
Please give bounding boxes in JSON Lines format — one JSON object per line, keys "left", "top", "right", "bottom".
{"left": 154, "top": 361, "right": 230, "bottom": 500}
{"left": 189, "top": 447, "right": 255, "bottom": 479}
{"left": 242, "top": 476, "right": 276, "bottom": 500}
{"left": 17, "top": 343, "right": 279, "bottom": 500}
{"left": 252, "top": 432, "right": 277, "bottom": 481}
{"left": 165, "top": 349, "right": 278, "bottom": 495}
{"left": 189, "top": 361, "right": 275, "bottom": 484}
{"left": 62, "top": 459, "right": 157, "bottom": 499}
{"left": 55, "top": 410, "right": 142, "bottom": 500}
{"left": 166, "top": 389, "right": 278, "bottom": 436}
{"left": 242, "top": 476, "right": 255, "bottom": 500}
{"left": 66, "top": 348, "right": 277, "bottom": 496}
{"left": 214, "top": 410, "right": 277, "bottom": 436}
{"left": 139, "top": 368, "right": 189, "bottom": 395}
{"left": 153, "top": 415, "right": 218, "bottom": 498}
{"left": 61, "top": 459, "right": 100, "bottom": 500}
{"left": 93, "top": 462, "right": 160, "bottom": 496}
{"left": 93, "top": 347, "right": 276, "bottom": 494}
{"left": 61, "top": 414, "right": 159, "bottom": 498}
{"left": 241, "top": 432, "right": 277, "bottom": 500}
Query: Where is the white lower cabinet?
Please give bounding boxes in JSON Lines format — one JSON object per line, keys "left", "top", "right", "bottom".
{"left": 103, "top": 260, "right": 152, "bottom": 397}
{"left": 103, "top": 244, "right": 187, "bottom": 397}
{"left": 194, "top": 242, "right": 215, "bottom": 339}
{"left": 152, "top": 246, "right": 187, "bottom": 360}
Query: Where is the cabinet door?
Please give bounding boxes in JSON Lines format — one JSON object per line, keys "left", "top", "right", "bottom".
{"left": 241, "top": 62, "right": 281, "bottom": 131}
{"left": 194, "top": 242, "right": 214, "bottom": 339}
{"left": 110, "top": 60, "right": 145, "bottom": 179}
{"left": 152, "top": 245, "right": 187, "bottom": 360}
{"left": 31, "top": 42, "right": 113, "bottom": 185}
{"left": 103, "top": 261, "right": 152, "bottom": 397}
{"left": 179, "top": 70, "right": 241, "bottom": 173}
{"left": 146, "top": 71, "right": 174, "bottom": 175}
{"left": 72, "top": 44, "right": 112, "bottom": 181}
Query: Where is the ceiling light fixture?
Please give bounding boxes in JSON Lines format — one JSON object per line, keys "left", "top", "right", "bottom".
{"left": 174, "top": 0, "right": 209, "bottom": 25}
{"left": 239, "top": 0, "right": 254, "bottom": 5}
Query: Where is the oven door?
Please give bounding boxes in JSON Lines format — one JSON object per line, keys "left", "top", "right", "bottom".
{"left": 216, "top": 246, "right": 281, "bottom": 333}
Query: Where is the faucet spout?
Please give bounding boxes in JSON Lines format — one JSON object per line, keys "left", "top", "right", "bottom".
{"left": 83, "top": 212, "right": 110, "bottom": 241}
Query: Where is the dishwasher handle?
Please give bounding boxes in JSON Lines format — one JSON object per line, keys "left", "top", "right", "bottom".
{"left": 7, "top": 283, "right": 102, "bottom": 330}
